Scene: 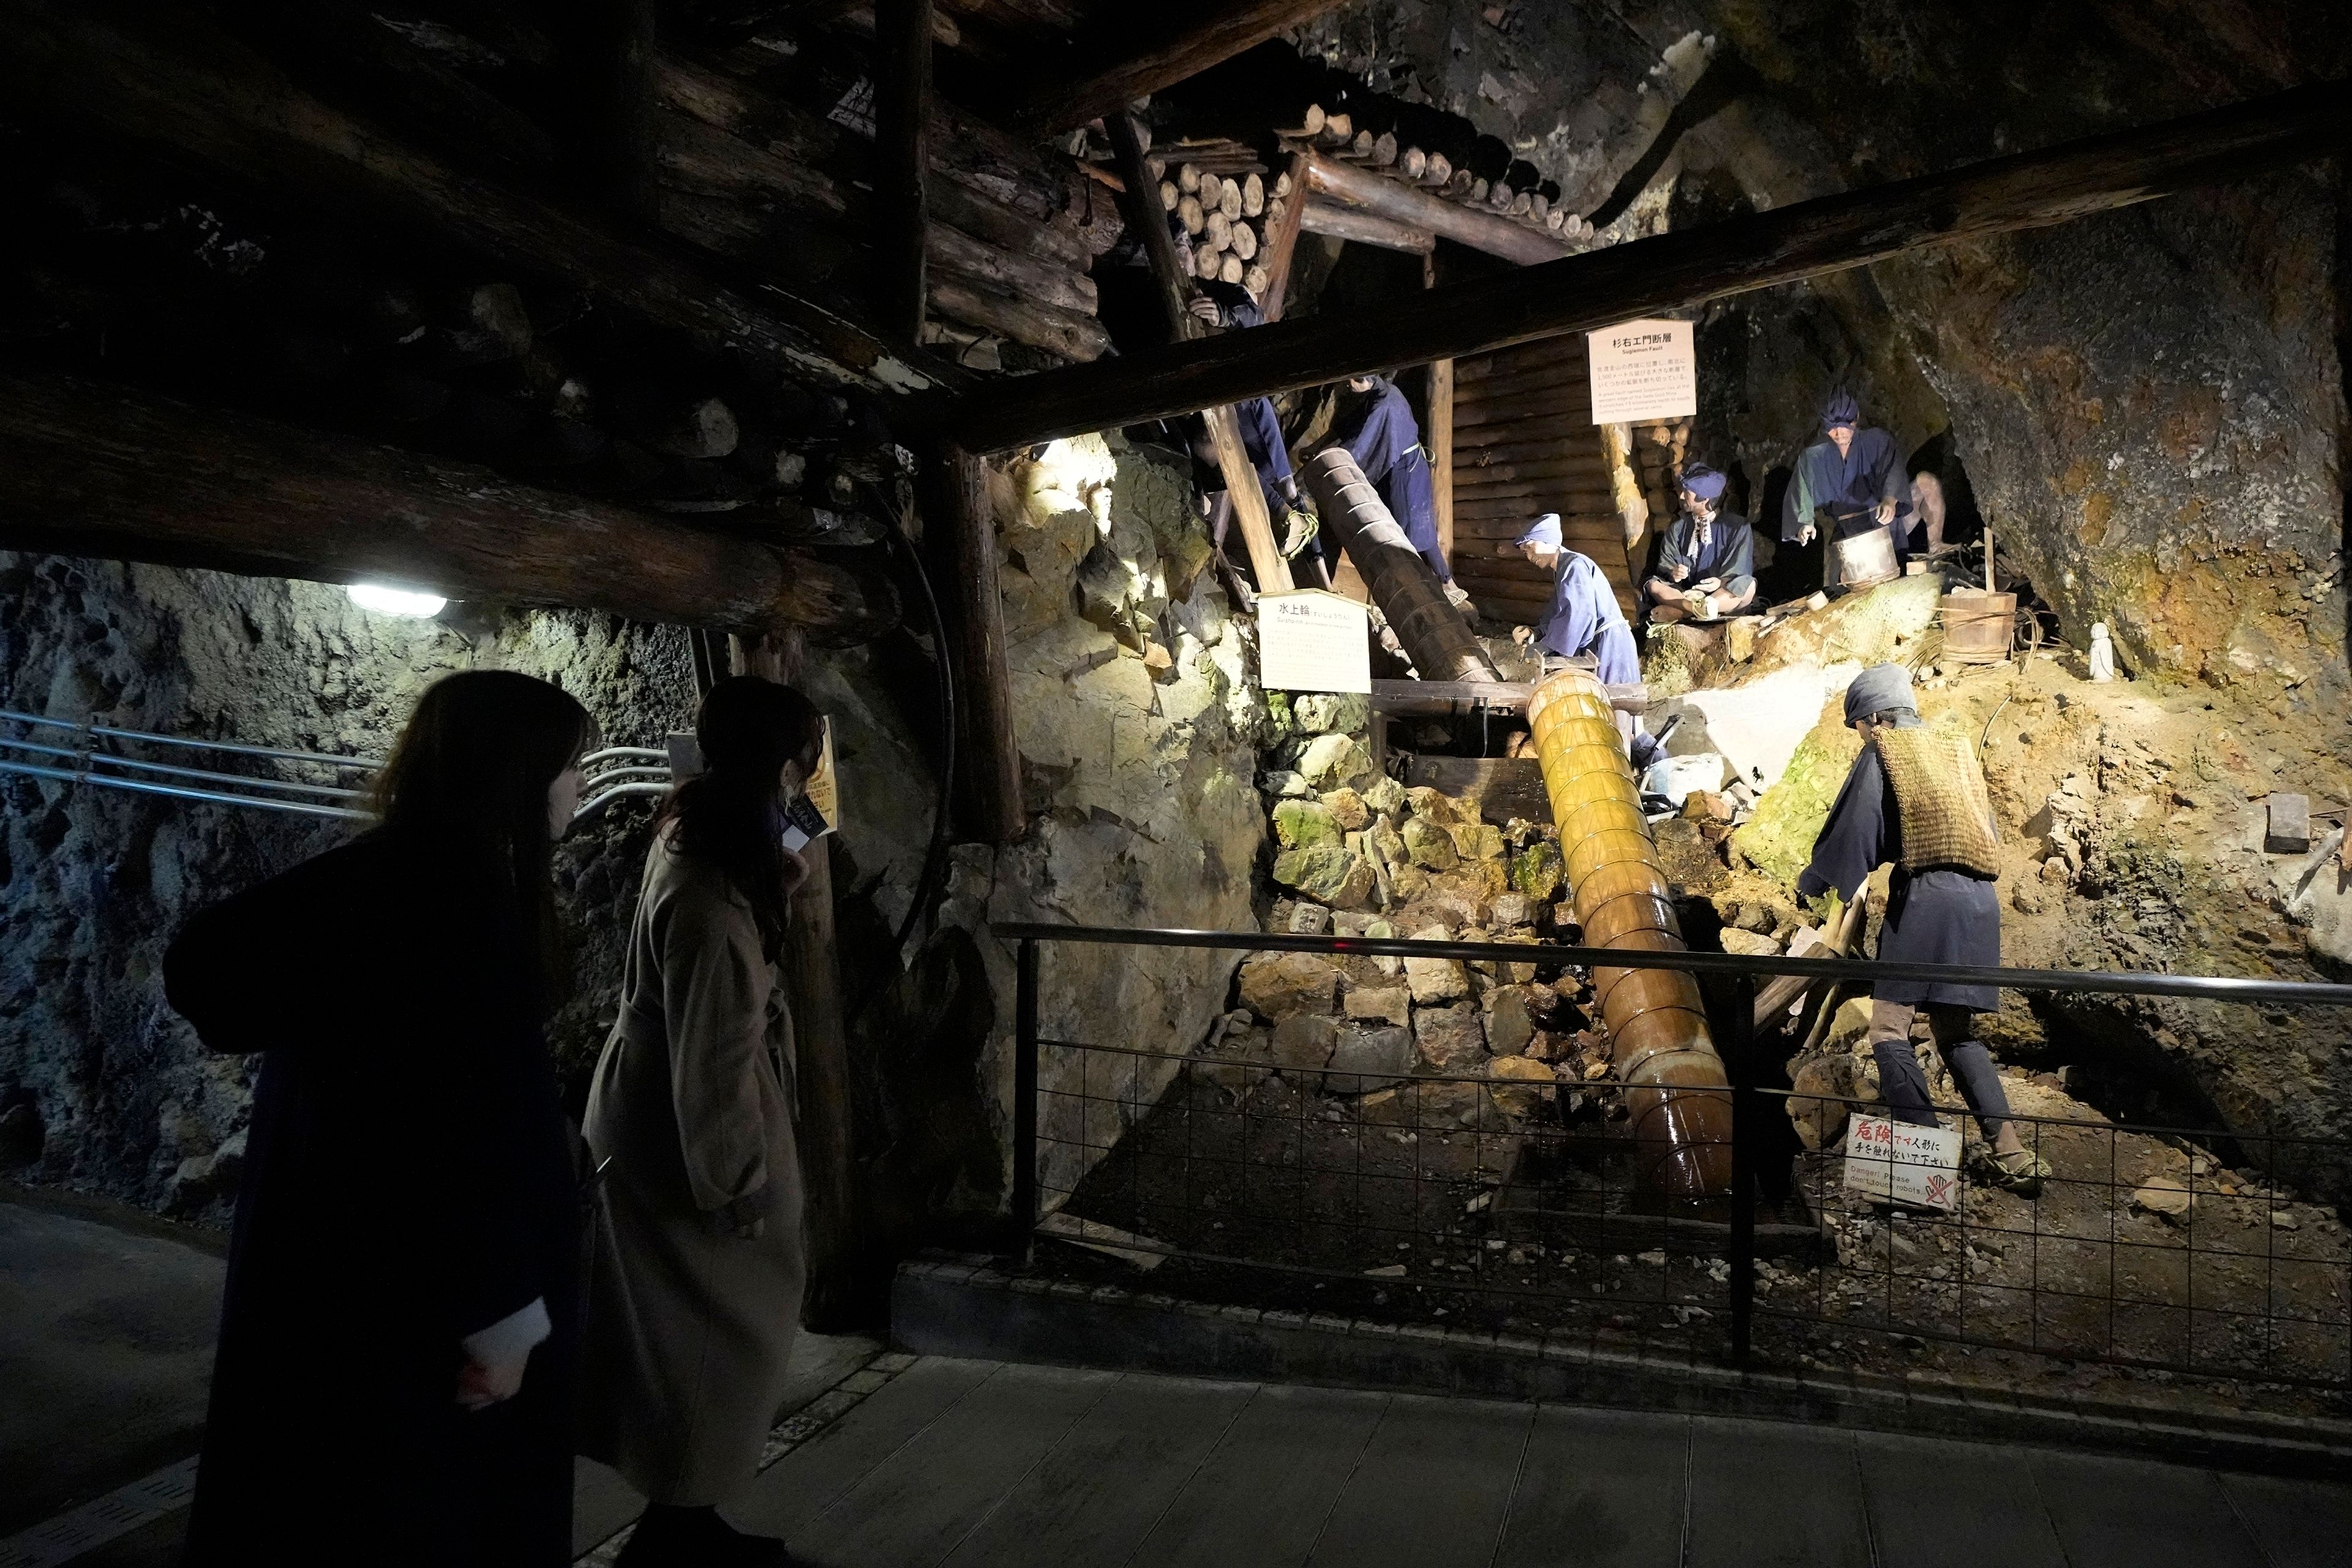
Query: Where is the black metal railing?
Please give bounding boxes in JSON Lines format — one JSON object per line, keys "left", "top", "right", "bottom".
{"left": 1000, "top": 923, "right": 2352, "bottom": 1393}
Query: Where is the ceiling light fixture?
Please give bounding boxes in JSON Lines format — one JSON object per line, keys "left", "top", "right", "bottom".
{"left": 346, "top": 583, "right": 448, "bottom": 618}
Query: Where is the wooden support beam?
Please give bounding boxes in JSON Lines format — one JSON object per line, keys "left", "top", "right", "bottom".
{"left": 1305, "top": 152, "right": 1570, "bottom": 266}
{"left": 1003, "top": 0, "right": 1349, "bottom": 135}
{"left": 873, "top": 0, "right": 935, "bottom": 342}
{"left": 1257, "top": 150, "right": 1313, "bottom": 322}
{"left": 1298, "top": 197, "right": 1434, "bottom": 254}
{"left": 949, "top": 82, "right": 2345, "bottom": 451}
{"left": 919, "top": 443, "right": 1024, "bottom": 843}
{"left": 1425, "top": 249, "right": 1454, "bottom": 570}
{"left": 0, "top": 371, "right": 898, "bottom": 641}
{"left": 1104, "top": 112, "right": 1291, "bottom": 593}
{"left": 0, "top": 0, "right": 960, "bottom": 399}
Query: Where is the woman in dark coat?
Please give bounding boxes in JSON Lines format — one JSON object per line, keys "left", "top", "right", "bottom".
{"left": 1797, "top": 664, "right": 2049, "bottom": 1192}
{"left": 165, "top": 670, "right": 598, "bottom": 1567}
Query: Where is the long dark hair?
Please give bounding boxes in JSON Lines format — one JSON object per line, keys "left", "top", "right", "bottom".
{"left": 372, "top": 670, "right": 598, "bottom": 1009}
{"left": 662, "top": 676, "right": 824, "bottom": 962}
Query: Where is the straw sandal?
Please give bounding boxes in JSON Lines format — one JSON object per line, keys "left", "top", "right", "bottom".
{"left": 1985, "top": 1147, "right": 2051, "bottom": 1196}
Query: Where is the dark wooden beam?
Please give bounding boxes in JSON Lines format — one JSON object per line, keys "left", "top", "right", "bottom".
{"left": 1257, "top": 149, "right": 1312, "bottom": 323}
{"left": 0, "top": 371, "right": 899, "bottom": 641}
{"left": 918, "top": 443, "right": 1023, "bottom": 844}
{"left": 1306, "top": 152, "right": 1568, "bottom": 265}
{"left": 872, "top": 0, "right": 935, "bottom": 343}
{"left": 0, "top": 0, "right": 960, "bottom": 399}
{"left": 1425, "top": 249, "right": 1455, "bottom": 568}
{"left": 1004, "top": 0, "right": 1349, "bottom": 135}
{"left": 949, "top": 81, "right": 2346, "bottom": 451}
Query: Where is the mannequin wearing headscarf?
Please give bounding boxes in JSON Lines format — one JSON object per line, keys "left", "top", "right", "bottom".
{"left": 1183, "top": 279, "right": 1310, "bottom": 581}
{"left": 1333, "top": 373, "right": 1448, "bottom": 581}
{"left": 1643, "top": 463, "right": 1755, "bottom": 623}
{"left": 1783, "top": 391, "right": 1913, "bottom": 582}
{"left": 1512, "top": 513, "right": 1639, "bottom": 684}
{"left": 1796, "top": 664, "right": 2048, "bottom": 1192}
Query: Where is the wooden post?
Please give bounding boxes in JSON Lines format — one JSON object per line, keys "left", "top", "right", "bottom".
{"left": 1257, "top": 150, "right": 1313, "bottom": 322}
{"left": 1425, "top": 250, "right": 1455, "bottom": 568}
{"left": 0, "top": 369, "right": 899, "bottom": 639}
{"left": 920, "top": 442, "right": 1023, "bottom": 843}
{"left": 1103, "top": 111, "right": 1292, "bottom": 593}
{"left": 948, "top": 81, "right": 2346, "bottom": 450}
{"left": 872, "top": 0, "right": 933, "bottom": 343}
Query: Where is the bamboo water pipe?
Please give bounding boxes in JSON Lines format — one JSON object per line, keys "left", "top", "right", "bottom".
{"left": 1525, "top": 670, "right": 1733, "bottom": 1200}
{"left": 1299, "top": 447, "right": 1497, "bottom": 684}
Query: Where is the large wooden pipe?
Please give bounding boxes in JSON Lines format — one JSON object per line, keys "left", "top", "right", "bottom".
{"left": 1298, "top": 448, "right": 1496, "bottom": 684}
{"left": 1526, "top": 670, "right": 1732, "bottom": 1200}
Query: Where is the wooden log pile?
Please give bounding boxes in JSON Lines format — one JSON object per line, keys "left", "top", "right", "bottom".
{"left": 650, "top": 43, "right": 1120, "bottom": 367}
{"left": 1150, "top": 137, "right": 1288, "bottom": 295}
{"left": 1446, "top": 338, "right": 1643, "bottom": 625}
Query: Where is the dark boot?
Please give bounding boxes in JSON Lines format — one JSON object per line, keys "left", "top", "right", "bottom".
{"left": 614, "top": 1504, "right": 791, "bottom": 1567}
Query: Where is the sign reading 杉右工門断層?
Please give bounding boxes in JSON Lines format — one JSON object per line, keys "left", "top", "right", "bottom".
{"left": 1257, "top": 589, "right": 1371, "bottom": 695}
{"left": 1842, "top": 1113, "right": 1962, "bottom": 1212}
{"left": 1586, "top": 318, "right": 1696, "bottom": 425}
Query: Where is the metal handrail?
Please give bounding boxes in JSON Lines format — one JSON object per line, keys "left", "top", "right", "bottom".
{"left": 0, "top": 708, "right": 383, "bottom": 770}
{"left": 993, "top": 921, "right": 2352, "bottom": 1009}
{"left": 0, "top": 757, "right": 370, "bottom": 819}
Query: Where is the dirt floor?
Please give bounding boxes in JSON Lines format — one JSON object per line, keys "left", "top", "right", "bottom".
{"left": 1040, "top": 1011, "right": 2352, "bottom": 1424}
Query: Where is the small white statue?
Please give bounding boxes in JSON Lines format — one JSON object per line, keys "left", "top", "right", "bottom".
{"left": 2088, "top": 622, "right": 2117, "bottom": 682}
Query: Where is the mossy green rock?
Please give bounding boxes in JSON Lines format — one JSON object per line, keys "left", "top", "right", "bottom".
{"left": 1729, "top": 698, "right": 1861, "bottom": 888}
{"left": 1273, "top": 843, "right": 1376, "bottom": 908}
{"left": 1402, "top": 816, "right": 1460, "bottom": 869}
{"left": 1298, "top": 732, "right": 1372, "bottom": 790}
{"left": 1511, "top": 840, "right": 1566, "bottom": 902}
{"left": 1273, "top": 799, "right": 1342, "bottom": 850}
{"left": 1362, "top": 777, "right": 1407, "bottom": 815}
{"left": 1449, "top": 821, "right": 1506, "bottom": 862}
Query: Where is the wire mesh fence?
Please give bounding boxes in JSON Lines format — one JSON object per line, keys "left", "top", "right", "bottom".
{"left": 1006, "top": 927, "right": 2352, "bottom": 1395}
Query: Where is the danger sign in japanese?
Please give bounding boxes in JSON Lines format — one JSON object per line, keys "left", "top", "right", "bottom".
{"left": 1842, "top": 1114, "right": 1963, "bottom": 1212}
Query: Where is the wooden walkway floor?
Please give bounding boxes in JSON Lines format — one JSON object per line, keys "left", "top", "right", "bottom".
{"left": 708, "top": 1357, "right": 2352, "bottom": 1568}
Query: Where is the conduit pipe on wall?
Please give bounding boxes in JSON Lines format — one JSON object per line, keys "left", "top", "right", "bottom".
{"left": 1298, "top": 447, "right": 1499, "bottom": 685}
{"left": 1526, "top": 669, "right": 1732, "bottom": 1200}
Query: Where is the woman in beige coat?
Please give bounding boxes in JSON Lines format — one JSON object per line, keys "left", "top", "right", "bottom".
{"left": 579, "top": 677, "right": 825, "bottom": 1567}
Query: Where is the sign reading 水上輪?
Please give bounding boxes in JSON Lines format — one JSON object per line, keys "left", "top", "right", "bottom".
{"left": 1257, "top": 589, "right": 1371, "bottom": 695}
{"left": 1842, "top": 1113, "right": 1962, "bottom": 1212}
{"left": 1586, "top": 317, "right": 1696, "bottom": 425}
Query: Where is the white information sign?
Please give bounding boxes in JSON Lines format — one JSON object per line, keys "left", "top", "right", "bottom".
{"left": 1586, "top": 317, "right": 1697, "bottom": 425}
{"left": 1257, "top": 589, "right": 1372, "bottom": 695}
{"left": 1841, "top": 1114, "right": 1962, "bottom": 1212}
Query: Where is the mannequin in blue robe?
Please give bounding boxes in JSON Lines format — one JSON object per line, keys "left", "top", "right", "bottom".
{"left": 1643, "top": 463, "right": 1756, "bottom": 622}
{"left": 1782, "top": 391, "right": 1913, "bottom": 584}
{"left": 1333, "top": 374, "right": 1448, "bottom": 582}
{"left": 1512, "top": 514, "right": 1638, "bottom": 684}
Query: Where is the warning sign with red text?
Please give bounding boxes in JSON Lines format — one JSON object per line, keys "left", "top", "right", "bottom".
{"left": 1842, "top": 1114, "right": 1962, "bottom": 1212}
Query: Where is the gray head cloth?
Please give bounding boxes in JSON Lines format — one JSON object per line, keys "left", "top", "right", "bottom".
{"left": 1843, "top": 663, "right": 1917, "bottom": 726}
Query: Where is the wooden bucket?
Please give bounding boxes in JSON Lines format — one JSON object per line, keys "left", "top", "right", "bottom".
{"left": 1940, "top": 590, "right": 2017, "bottom": 663}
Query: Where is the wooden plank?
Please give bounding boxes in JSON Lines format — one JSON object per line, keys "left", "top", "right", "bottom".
{"left": 1402, "top": 756, "right": 1552, "bottom": 826}
{"left": 950, "top": 83, "right": 2345, "bottom": 450}
{"left": 939, "top": 1374, "right": 1257, "bottom": 1567}
{"left": 1852, "top": 1432, "right": 2068, "bottom": 1567}
{"left": 1130, "top": 1385, "right": 1392, "bottom": 1568}
{"left": 1427, "top": 251, "right": 1453, "bottom": 569}
{"left": 787, "top": 1363, "right": 1120, "bottom": 1566}
{"left": 921, "top": 443, "right": 1023, "bottom": 842}
{"left": 1455, "top": 388, "right": 1593, "bottom": 428}
{"left": 1684, "top": 1419, "right": 1873, "bottom": 1568}
{"left": 1493, "top": 1406, "right": 1688, "bottom": 1568}
{"left": 1003, "top": 0, "right": 1349, "bottom": 134}
{"left": 1307, "top": 1393, "right": 1536, "bottom": 1567}
{"left": 783, "top": 844, "right": 861, "bottom": 1323}
{"left": 2028, "top": 1453, "right": 2269, "bottom": 1568}
{"left": 733, "top": 1357, "right": 1005, "bottom": 1540}
{"left": 1259, "top": 149, "right": 1313, "bottom": 321}
{"left": 1304, "top": 151, "right": 1570, "bottom": 267}
{"left": 0, "top": 0, "right": 959, "bottom": 398}
{"left": 872, "top": 0, "right": 935, "bottom": 342}
{"left": 0, "top": 370, "right": 898, "bottom": 639}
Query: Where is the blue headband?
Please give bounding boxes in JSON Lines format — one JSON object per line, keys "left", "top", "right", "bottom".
{"left": 1514, "top": 513, "right": 1563, "bottom": 550}
{"left": 1821, "top": 391, "right": 1860, "bottom": 431}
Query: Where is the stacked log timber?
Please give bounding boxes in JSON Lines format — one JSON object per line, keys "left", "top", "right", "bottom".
{"left": 652, "top": 45, "right": 1117, "bottom": 366}
{"left": 1447, "top": 338, "right": 1642, "bottom": 625}
{"left": 1152, "top": 140, "right": 1281, "bottom": 292}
